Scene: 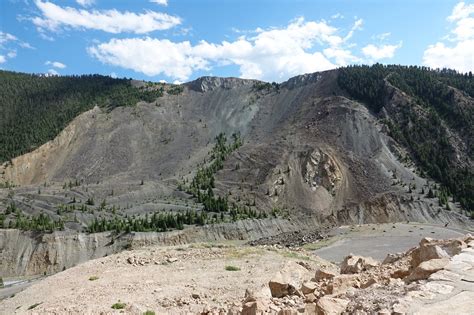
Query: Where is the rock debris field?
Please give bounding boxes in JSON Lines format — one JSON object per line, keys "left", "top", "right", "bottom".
{"left": 1, "top": 226, "right": 473, "bottom": 314}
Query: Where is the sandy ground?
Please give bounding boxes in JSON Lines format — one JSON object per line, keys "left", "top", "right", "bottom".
{"left": 0, "top": 243, "right": 329, "bottom": 315}
{"left": 313, "top": 223, "right": 468, "bottom": 262}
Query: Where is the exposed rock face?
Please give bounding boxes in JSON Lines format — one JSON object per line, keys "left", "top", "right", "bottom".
{"left": 303, "top": 149, "right": 342, "bottom": 194}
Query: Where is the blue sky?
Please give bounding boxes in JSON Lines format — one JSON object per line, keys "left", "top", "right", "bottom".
{"left": 1, "top": 0, "right": 473, "bottom": 83}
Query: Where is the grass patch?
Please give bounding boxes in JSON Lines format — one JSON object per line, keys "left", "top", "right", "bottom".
{"left": 302, "top": 236, "right": 339, "bottom": 251}
{"left": 225, "top": 265, "right": 241, "bottom": 271}
{"left": 143, "top": 311, "right": 156, "bottom": 315}
{"left": 88, "top": 276, "right": 99, "bottom": 281}
{"left": 111, "top": 302, "right": 126, "bottom": 310}
{"left": 28, "top": 303, "right": 42, "bottom": 310}
{"left": 281, "top": 251, "right": 311, "bottom": 261}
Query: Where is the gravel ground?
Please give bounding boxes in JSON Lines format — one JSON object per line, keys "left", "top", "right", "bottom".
{"left": 0, "top": 243, "right": 329, "bottom": 314}
{"left": 313, "top": 222, "right": 469, "bottom": 262}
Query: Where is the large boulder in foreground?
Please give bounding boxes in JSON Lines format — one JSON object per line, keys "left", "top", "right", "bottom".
{"left": 268, "top": 261, "right": 311, "bottom": 298}
{"left": 340, "top": 254, "right": 379, "bottom": 274}
{"left": 406, "top": 258, "right": 449, "bottom": 282}
{"left": 315, "top": 296, "right": 350, "bottom": 315}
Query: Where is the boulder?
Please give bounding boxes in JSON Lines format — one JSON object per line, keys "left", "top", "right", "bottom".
{"left": 305, "top": 303, "right": 317, "bottom": 315}
{"left": 382, "top": 253, "right": 404, "bottom": 264}
{"left": 301, "top": 281, "right": 318, "bottom": 295}
{"left": 305, "top": 293, "right": 317, "bottom": 303}
{"left": 411, "top": 244, "right": 449, "bottom": 268}
{"left": 314, "top": 268, "right": 338, "bottom": 281}
{"left": 440, "top": 239, "right": 466, "bottom": 256}
{"left": 326, "top": 274, "right": 360, "bottom": 295}
{"left": 406, "top": 258, "right": 449, "bottom": 282}
{"left": 340, "top": 255, "right": 379, "bottom": 274}
{"left": 242, "top": 300, "right": 266, "bottom": 315}
{"left": 315, "top": 296, "right": 349, "bottom": 315}
{"left": 268, "top": 261, "right": 310, "bottom": 298}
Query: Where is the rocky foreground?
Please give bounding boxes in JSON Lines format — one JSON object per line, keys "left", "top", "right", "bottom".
{"left": 1, "top": 234, "right": 473, "bottom": 314}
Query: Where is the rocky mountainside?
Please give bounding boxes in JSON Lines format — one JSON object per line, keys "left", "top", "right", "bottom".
{"left": 0, "top": 65, "right": 472, "bottom": 277}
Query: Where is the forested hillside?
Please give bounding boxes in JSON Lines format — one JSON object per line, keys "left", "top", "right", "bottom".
{"left": 337, "top": 64, "right": 473, "bottom": 211}
{"left": 0, "top": 71, "right": 163, "bottom": 163}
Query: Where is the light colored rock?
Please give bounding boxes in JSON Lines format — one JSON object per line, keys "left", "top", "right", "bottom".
{"left": 340, "top": 255, "right": 379, "bottom": 274}
{"left": 301, "top": 281, "right": 318, "bottom": 295}
{"left": 305, "top": 303, "right": 317, "bottom": 315}
{"left": 242, "top": 299, "right": 267, "bottom": 315}
{"left": 441, "top": 239, "right": 466, "bottom": 256}
{"left": 407, "top": 258, "right": 449, "bottom": 282}
{"left": 360, "top": 277, "right": 377, "bottom": 289}
{"left": 315, "top": 296, "right": 349, "bottom": 315}
{"left": 382, "top": 253, "right": 403, "bottom": 264}
{"left": 268, "top": 261, "right": 310, "bottom": 298}
{"left": 409, "top": 291, "right": 474, "bottom": 314}
{"left": 327, "top": 274, "right": 360, "bottom": 295}
{"left": 314, "top": 268, "right": 338, "bottom": 281}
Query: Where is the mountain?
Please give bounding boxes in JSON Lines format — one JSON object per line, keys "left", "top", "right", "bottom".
{"left": 0, "top": 65, "right": 472, "bottom": 276}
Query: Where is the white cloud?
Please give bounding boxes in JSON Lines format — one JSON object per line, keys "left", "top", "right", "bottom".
{"left": 150, "top": 0, "right": 168, "bottom": 6}
{"left": 7, "top": 51, "right": 17, "bottom": 58}
{"left": 0, "top": 55, "right": 6, "bottom": 64}
{"left": 362, "top": 42, "right": 402, "bottom": 60}
{"left": 88, "top": 17, "right": 399, "bottom": 82}
{"left": 45, "top": 60, "right": 66, "bottom": 68}
{"left": 89, "top": 18, "right": 348, "bottom": 82}
{"left": 32, "top": 0, "right": 181, "bottom": 34}
{"left": 19, "top": 42, "right": 35, "bottom": 49}
{"left": 372, "top": 32, "right": 391, "bottom": 41}
{"left": 76, "top": 0, "right": 95, "bottom": 7}
{"left": 331, "top": 13, "right": 344, "bottom": 19}
{"left": 423, "top": 1, "right": 474, "bottom": 72}
{"left": 0, "top": 31, "right": 17, "bottom": 44}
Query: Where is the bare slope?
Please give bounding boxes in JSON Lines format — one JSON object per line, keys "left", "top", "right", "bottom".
{"left": 0, "top": 69, "right": 472, "bottom": 278}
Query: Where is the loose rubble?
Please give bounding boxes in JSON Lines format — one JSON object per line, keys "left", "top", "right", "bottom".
{"left": 248, "top": 231, "right": 326, "bottom": 248}
{"left": 235, "top": 234, "right": 474, "bottom": 314}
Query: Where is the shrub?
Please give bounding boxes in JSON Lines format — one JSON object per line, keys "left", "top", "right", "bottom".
{"left": 224, "top": 265, "right": 240, "bottom": 271}
{"left": 111, "top": 302, "right": 126, "bottom": 309}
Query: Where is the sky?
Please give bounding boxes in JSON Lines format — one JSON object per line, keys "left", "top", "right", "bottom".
{"left": 1, "top": 0, "right": 473, "bottom": 83}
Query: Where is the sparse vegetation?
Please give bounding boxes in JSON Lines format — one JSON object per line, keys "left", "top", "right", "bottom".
{"left": 111, "top": 302, "right": 126, "bottom": 309}
{"left": 88, "top": 276, "right": 99, "bottom": 281}
{"left": 224, "top": 265, "right": 241, "bottom": 271}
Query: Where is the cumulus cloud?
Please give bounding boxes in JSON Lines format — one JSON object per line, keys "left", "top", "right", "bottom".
{"left": 362, "top": 42, "right": 402, "bottom": 60}
{"left": 45, "top": 60, "right": 66, "bottom": 68}
{"left": 32, "top": 0, "right": 181, "bottom": 34}
{"left": 423, "top": 2, "right": 474, "bottom": 72}
{"left": 88, "top": 17, "right": 364, "bottom": 82}
{"left": 76, "top": 0, "right": 95, "bottom": 7}
{"left": 88, "top": 17, "right": 400, "bottom": 82}
{"left": 0, "top": 55, "right": 6, "bottom": 64}
{"left": 150, "top": 0, "right": 168, "bottom": 6}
